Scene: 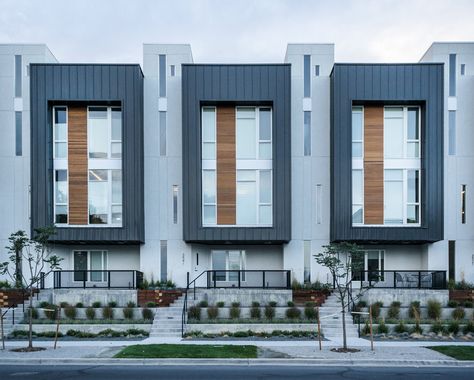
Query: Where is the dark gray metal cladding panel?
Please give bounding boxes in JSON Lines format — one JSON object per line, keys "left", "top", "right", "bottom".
{"left": 182, "top": 64, "right": 291, "bottom": 244}
{"left": 330, "top": 63, "right": 444, "bottom": 243}
{"left": 30, "top": 64, "right": 144, "bottom": 244}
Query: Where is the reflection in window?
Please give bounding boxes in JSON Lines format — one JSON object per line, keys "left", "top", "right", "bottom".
{"left": 55, "top": 170, "right": 68, "bottom": 224}
{"left": 89, "top": 169, "right": 109, "bottom": 224}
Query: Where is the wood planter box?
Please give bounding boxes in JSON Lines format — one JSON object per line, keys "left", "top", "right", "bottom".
{"left": 137, "top": 289, "right": 183, "bottom": 307}
{"left": 292, "top": 289, "right": 329, "bottom": 306}
{"left": 449, "top": 289, "right": 474, "bottom": 302}
{"left": 0, "top": 289, "right": 38, "bottom": 307}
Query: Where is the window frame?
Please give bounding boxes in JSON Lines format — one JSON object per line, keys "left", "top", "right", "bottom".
{"left": 72, "top": 250, "right": 108, "bottom": 283}
{"left": 87, "top": 106, "right": 122, "bottom": 161}
{"left": 53, "top": 106, "right": 68, "bottom": 160}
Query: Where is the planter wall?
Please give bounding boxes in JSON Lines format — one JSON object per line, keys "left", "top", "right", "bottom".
{"left": 361, "top": 289, "right": 449, "bottom": 306}
{"left": 450, "top": 290, "right": 474, "bottom": 302}
{"left": 29, "top": 307, "right": 154, "bottom": 321}
{"left": 186, "top": 323, "right": 319, "bottom": 334}
{"left": 197, "top": 289, "right": 292, "bottom": 306}
{"left": 292, "top": 289, "right": 329, "bottom": 305}
{"left": 13, "top": 323, "right": 151, "bottom": 334}
{"left": 188, "top": 306, "right": 314, "bottom": 320}
{"left": 358, "top": 307, "right": 473, "bottom": 320}
{"left": 137, "top": 289, "right": 183, "bottom": 307}
{"left": 0, "top": 289, "right": 38, "bottom": 307}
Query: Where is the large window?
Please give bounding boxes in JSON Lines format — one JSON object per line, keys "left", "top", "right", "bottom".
{"left": 73, "top": 250, "right": 107, "bottom": 282}
{"left": 384, "top": 169, "right": 420, "bottom": 225}
{"left": 384, "top": 107, "right": 420, "bottom": 159}
{"left": 236, "top": 170, "right": 272, "bottom": 225}
{"left": 88, "top": 107, "right": 122, "bottom": 159}
{"left": 88, "top": 169, "right": 122, "bottom": 225}
{"left": 211, "top": 250, "right": 246, "bottom": 282}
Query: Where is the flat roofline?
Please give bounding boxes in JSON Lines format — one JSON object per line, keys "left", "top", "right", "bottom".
{"left": 0, "top": 43, "right": 58, "bottom": 62}
{"left": 30, "top": 62, "right": 144, "bottom": 76}
{"left": 330, "top": 62, "right": 444, "bottom": 76}
{"left": 182, "top": 63, "right": 291, "bottom": 66}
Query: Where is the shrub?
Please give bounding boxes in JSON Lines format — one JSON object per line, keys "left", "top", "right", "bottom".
{"left": 427, "top": 300, "right": 442, "bottom": 320}
{"left": 251, "top": 301, "right": 260, "bottom": 307}
{"left": 264, "top": 305, "right": 275, "bottom": 320}
{"left": 285, "top": 307, "right": 301, "bottom": 319}
{"left": 463, "top": 320, "right": 474, "bottom": 334}
{"left": 231, "top": 302, "right": 241, "bottom": 308}
{"left": 75, "top": 302, "right": 84, "bottom": 308}
{"left": 357, "top": 300, "right": 367, "bottom": 308}
{"left": 123, "top": 307, "right": 134, "bottom": 320}
{"left": 268, "top": 301, "right": 278, "bottom": 307}
{"left": 387, "top": 303, "right": 400, "bottom": 319}
{"left": 30, "top": 307, "right": 39, "bottom": 320}
{"left": 408, "top": 301, "right": 421, "bottom": 319}
{"left": 448, "top": 320, "right": 460, "bottom": 335}
{"left": 452, "top": 307, "right": 465, "bottom": 320}
{"left": 230, "top": 306, "right": 241, "bottom": 319}
{"left": 216, "top": 301, "right": 225, "bottom": 308}
{"left": 304, "top": 306, "right": 318, "bottom": 320}
{"left": 410, "top": 321, "right": 423, "bottom": 334}
{"left": 188, "top": 306, "right": 201, "bottom": 320}
{"left": 44, "top": 304, "right": 57, "bottom": 320}
{"left": 431, "top": 321, "right": 446, "bottom": 335}
{"left": 233, "top": 330, "right": 251, "bottom": 338}
{"left": 362, "top": 321, "right": 371, "bottom": 335}
{"left": 108, "top": 301, "right": 117, "bottom": 308}
{"left": 377, "top": 321, "right": 389, "bottom": 334}
{"left": 0, "top": 280, "right": 11, "bottom": 289}
{"left": 198, "top": 300, "right": 208, "bottom": 308}
{"left": 64, "top": 306, "right": 77, "bottom": 320}
{"left": 127, "top": 301, "right": 136, "bottom": 308}
{"left": 102, "top": 306, "right": 114, "bottom": 319}
{"left": 142, "top": 307, "right": 154, "bottom": 320}
{"left": 146, "top": 302, "right": 157, "bottom": 307}
{"left": 463, "top": 301, "right": 473, "bottom": 308}
{"left": 250, "top": 306, "right": 261, "bottom": 319}
{"left": 447, "top": 300, "right": 458, "bottom": 308}
{"left": 59, "top": 302, "right": 69, "bottom": 308}
{"left": 39, "top": 301, "right": 49, "bottom": 308}
{"left": 370, "top": 302, "right": 383, "bottom": 319}
{"left": 305, "top": 301, "right": 316, "bottom": 308}
{"left": 207, "top": 306, "right": 219, "bottom": 320}
{"left": 394, "top": 321, "right": 408, "bottom": 334}
{"left": 85, "top": 307, "right": 96, "bottom": 320}
{"left": 92, "top": 301, "right": 102, "bottom": 308}
{"left": 287, "top": 301, "right": 295, "bottom": 307}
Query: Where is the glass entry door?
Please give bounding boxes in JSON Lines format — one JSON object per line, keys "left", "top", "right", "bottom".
{"left": 73, "top": 250, "right": 108, "bottom": 282}
{"left": 211, "top": 250, "right": 246, "bottom": 283}
{"left": 73, "top": 251, "right": 88, "bottom": 281}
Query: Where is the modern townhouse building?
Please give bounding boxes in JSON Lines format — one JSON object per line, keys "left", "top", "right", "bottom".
{"left": 0, "top": 42, "right": 473, "bottom": 291}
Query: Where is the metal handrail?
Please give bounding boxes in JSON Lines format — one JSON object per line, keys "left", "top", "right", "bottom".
{"left": 52, "top": 270, "right": 144, "bottom": 289}
{"left": 353, "top": 270, "right": 447, "bottom": 289}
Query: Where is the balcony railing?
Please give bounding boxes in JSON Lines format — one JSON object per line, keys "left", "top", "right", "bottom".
{"left": 202, "top": 270, "right": 291, "bottom": 289}
{"left": 53, "top": 270, "right": 144, "bottom": 289}
{"left": 353, "top": 270, "right": 447, "bottom": 289}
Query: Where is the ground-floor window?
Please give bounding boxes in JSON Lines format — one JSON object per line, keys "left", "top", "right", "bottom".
{"left": 73, "top": 250, "right": 108, "bottom": 282}
{"left": 211, "top": 250, "right": 246, "bottom": 282}
{"left": 352, "top": 250, "right": 385, "bottom": 281}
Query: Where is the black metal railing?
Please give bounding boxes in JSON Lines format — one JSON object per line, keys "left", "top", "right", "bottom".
{"left": 53, "top": 270, "right": 144, "bottom": 289}
{"left": 353, "top": 270, "right": 447, "bottom": 289}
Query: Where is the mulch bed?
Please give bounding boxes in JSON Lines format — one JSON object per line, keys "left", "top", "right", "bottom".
{"left": 330, "top": 347, "right": 361, "bottom": 353}
{"left": 11, "top": 347, "right": 46, "bottom": 352}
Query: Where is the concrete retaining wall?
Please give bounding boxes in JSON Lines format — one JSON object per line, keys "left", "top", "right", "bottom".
{"left": 360, "top": 289, "right": 449, "bottom": 306}
{"left": 47, "top": 289, "right": 137, "bottom": 306}
{"left": 359, "top": 307, "right": 473, "bottom": 320}
{"left": 189, "top": 306, "right": 311, "bottom": 320}
{"left": 30, "top": 307, "right": 154, "bottom": 321}
{"left": 186, "top": 323, "right": 318, "bottom": 334}
{"left": 12, "top": 323, "right": 152, "bottom": 334}
{"left": 196, "top": 289, "right": 292, "bottom": 306}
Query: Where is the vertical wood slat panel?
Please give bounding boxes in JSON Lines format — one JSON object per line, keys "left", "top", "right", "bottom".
{"left": 68, "top": 106, "right": 89, "bottom": 225}
{"left": 364, "top": 106, "right": 384, "bottom": 224}
{"left": 216, "top": 106, "right": 236, "bottom": 225}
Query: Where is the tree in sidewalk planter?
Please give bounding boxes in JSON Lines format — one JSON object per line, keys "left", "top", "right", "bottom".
{"left": 314, "top": 242, "right": 369, "bottom": 351}
{"left": 0, "top": 226, "right": 62, "bottom": 351}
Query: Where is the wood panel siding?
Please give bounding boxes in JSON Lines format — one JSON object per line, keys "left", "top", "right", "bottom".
{"left": 363, "top": 106, "right": 384, "bottom": 224}
{"left": 216, "top": 106, "right": 236, "bottom": 225}
{"left": 68, "top": 106, "right": 88, "bottom": 225}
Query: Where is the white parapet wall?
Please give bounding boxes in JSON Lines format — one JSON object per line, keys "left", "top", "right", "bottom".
{"left": 360, "top": 289, "right": 449, "bottom": 306}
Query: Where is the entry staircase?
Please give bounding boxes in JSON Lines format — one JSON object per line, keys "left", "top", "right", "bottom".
{"left": 149, "top": 294, "right": 186, "bottom": 337}
{"left": 318, "top": 292, "right": 359, "bottom": 338}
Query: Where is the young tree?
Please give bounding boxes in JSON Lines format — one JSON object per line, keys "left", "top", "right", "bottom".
{"left": 314, "top": 242, "right": 365, "bottom": 350}
{"left": 1, "top": 226, "right": 62, "bottom": 350}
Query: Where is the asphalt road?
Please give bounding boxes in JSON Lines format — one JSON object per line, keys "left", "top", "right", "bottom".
{"left": 0, "top": 365, "right": 473, "bottom": 380}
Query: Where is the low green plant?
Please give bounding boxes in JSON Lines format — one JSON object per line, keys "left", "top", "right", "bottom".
{"left": 75, "top": 302, "right": 84, "bottom": 308}
{"left": 127, "top": 301, "right": 136, "bottom": 308}
{"left": 410, "top": 321, "right": 423, "bottom": 334}
{"left": 39, "top": 301, "right": 49, "bottom": 308}
{"left": 387, "top": 302, "right": 400, "bottom": 319}
{"left": 231, "top": 302, "right": 241, "bottom": 308}
{"left": 448, "top": 320, "right": 460, "bottom": 335}
{"left": 370, "top": 301, "right": 383, "bottom": 319}
{"left": 207, "top": 306, "right": 219, "bottom": 320}
{"left": 264, "top": 305, "right": 275, "bottom": 320}
{"left": 357, "top": 300, "right": 367, "bottom": 308}
{"left": 427, "top": 299, "right": 442, "bottom": 320}
{"left": 216, "top": 301, "right": 225, "bottom": 308}
{"left": 377, "top": 321, "right": 389, "bottom": 334}
{"left": 30, "top": 307, "right": 39, "bottom": 320}
{"left": 142, "top": 307, "right": 154, "bottom": 320}
{"left": 123, "top": 307, "right": 134, "bottom": 320}
{"left": 198, "top": 300, "right": 208, "bottom": 308}
{"left": 463, "top": 320, "right": 474, "bottom": 334}
{"left": 287, "top": 301, "right": 295, "bottom": 307}
{"left": 102, "top": 306, "right": 114, "bottom": 319}
{"left": 362, "top": 321, "right": 371, "bottom": 335}
{"left": 463, "top": 301, "right": 473, "bottom": 308}
{"left": 408, "top": 301, "right": 421, "bottom": 319}
{"left": 230, "top": 306, "right": 241, "bottom": 319}
{"left": 285, "top": 306, "right": 301, "bottom": 319}
{"left": 188, "top": 305, "right": 201, "bottom": 320}
{"left": 85, "top": 307, "right": 96, "bottom": 320}
{"left": 251, "top": 301, "right": 260, "bottom": 307}
{"left": 452, "top": 307, "right": 465, "bottom": 320}
{"left": 64, "top": 306, "right": 77, "bottom": 320}
{"left": 0, "top": 280, "right": 11, "bottom": 288}
{"left": 108, "top": 301, "right": 117, "bottom": 308}
{"left": 59, "top": 301, "right": 69, "bottom": 308}
{"left": 92, "top": 301, "right": 102, "bottom": 308}
{"left": 304, "top": 305, "right": 318, "bottom": 320}
{"left": 146, "top": 302, "right": 157, "bottom": 307}
{"left": 305, "top": 301, "right": 316, "bottom": 308}
{"left": 394, "top": 321, "right": 408, "bottom": 334}
{"left": 250, "top": 306, "right": 261, "bottom": 319}
{"left": 43, "top": 304, "right": 57, "bottom": 320}
{"left": 447, "top": 300, "right": 459, "bottom": 308}
{"left": 268, "top": 301, "right": 277, "bottom": 307}
{"left": 431, "top": 321, "right": 446, "bottom": 335}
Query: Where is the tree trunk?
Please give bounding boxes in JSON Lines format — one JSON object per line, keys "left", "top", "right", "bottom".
{"left": 15, "top": 250, "right": 22, "bottom": 288}
{"left": 28, "top": 289, "right": 34, "bottom": 349}
{"left": 341, "top": 302, "right": 347, "bottom": 349}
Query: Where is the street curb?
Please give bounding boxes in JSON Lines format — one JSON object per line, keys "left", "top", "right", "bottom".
{"left": 0, "top": 358, "right": 474, "bottom": 367}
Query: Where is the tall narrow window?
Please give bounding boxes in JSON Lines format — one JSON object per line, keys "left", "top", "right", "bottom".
{"left": 449, "top": 54, "right": 456, "bottom": 97}
{"left": 449, "top": 111, "right": 456, "bottom": 155}
{"left": 352, "top": 170, "right": 363, "bottom": 224}
{"left": 352, "top": 107, "right": 363, "bottom": 157}
{"left": 170, "top": 65, "right": 176, "bottom": 77}
{"left": 159, "top": 111, "right": 167, "bottom": 156}
{"left": 407, "top": 107, "right": 420, "bottom": 158}
{"left": 173, "top": 185, "right": 178, "bottom": 224}
{"left": 407, "top": 170, "right": 420, "bottom": 224}
{"left": 303, "top": 55, "right": 311, "bottom": 97}
{"left": 258, "top": 108, "right": 272, "bottom": 159}
{"left": 461, "top": 64, "right": 466, "bottom": 76}
{"left": 202, "top": 170, "right": 216, "bottom": 225}
{"left": 15, "top": 111, "right": 22, "bottom": 156}
{"left": 88, "top": 107, "right": 108, "bottom": 158}
{"left": 303, "top": 111, "right": 311, "bottom": 156}
{"left": 384, "top": 107, "right": 404, "bottom": 158}
{"left": 111, "top": 170, "right": 122, "bottom": 224}
{"left": 55, "top": 170, "right": 68, "bottom": 224}
{"left": 202, "top": 107, "right": 216, "bottom": 159}
{"left": 159, "top": 54, "right": 166, "bottom": 97}
{"left": 461, "top": 185, "right": 466, "bottom": 224}
{"left": 160, "top": 240, "right": 167, "bottom": 282}
{"left": 448, "top": 241, "right": 455, "bottom": 281}
{"left": 304, "top": 241, "right": 311, "bottom": 283}
{"left": 14, "top": 55, "right": 21, "bottom": 97}
{"left": 111, "top": 108, "right": 122, "bottom": 158}
{"left": 54, "top": 107, "right": 67, "bottom": 159}
{"left": 314, "top": 65, "right": 320, "bottom": 77}
{"left": 89, "top": 170, "right": 109, "bottom": 224}
{"left": 384, "top": 170, "right": 404, "bottom": 224}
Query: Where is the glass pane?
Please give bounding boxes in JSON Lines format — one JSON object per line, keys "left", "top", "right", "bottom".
{"left": 352, "top": 109, "right": 363, "bottom": 141}
{"left": 55, "top": 142, "right": 67, "bottom": 158}
{"left": 237, "top": 170, "right": 256, "bottom": 181}
{"left": 90, "top": 251, "right": 104, "bottom": 282}
{"left": 111, "top": 109, "right": 122, "bottom": 140}
{"left": 89, "top": 170, "right": 108, "bottom": 224}
{"left": 259, "top": 205, "right": 272, "bottom": 225}
{"left": 407, "top": 142, "right": 419, "bottom": 158}
{"left": 236, "top": 117, "right": 256, "bottom": 159}
{"left": 259, "top": 108, "right": 271, "bottom": 141}
{"left": 212, "top": 251, "right": 226, "bottom": 281}
{"left": 385, "top": 169, "right": 403, "bottom": 181}
{"left": 352, "top": 205, "right": 363, "bottom": 224}
{"left": 352, "top": 170, "right": 363, "bottom": 204}
{"left": 202, "top": 142, "right": 215, "bottom": 160}
{"left": 202, "top": 170, "right": 216, "bottom": 204}
{"left": 202, "top": 108, "right": 216, "bottom": 142}
{"left": 89, "top": 108, "right": 108, "bottom": 158}
{"left": 407, "top": 204, "right": 419, "bottom": 224}
{"left": 55, "top": 123, "right": 67, "bottom": 141}
{"left": 407, "top": 108, "right": 419, "bottom": 140}
{"left": 352, "top": 142, "right": 362, "bottom": 158}
{"left": 112, "top": 170, "right": 122, "bottom": 204}
{"left": 236, "top": 107, "right": 255, "bottom": 119}
{"left": 73, "top": 251, "right": 87, "bottom": 282}
{"left": 259, "top": 142, "right": 272, "bottom": 159}
{"left": 259, "top": 170, "right": 271, "bottom": 204}
{"left": 203, "top": 205, "right": 216, "bottom": 225}
{"left": 55, "top": 108, "right": 67, "bottom": 124}
{"left": 237, "top": 181, "right": 257, "bottom": 225}
{"left": 55, "top": 170, "right": 68, "bottom": 203}
{"left": 112, "top": 205, "right": 122, "bottom": 224}
{"left": 384, "top": 116, "right": 404, "bottom": 158}
{"left": 89, "top": 169, "right": 108, "bottom": 181}
{"left": 384, "top": 179, "right": 403, "bottom": 224}
{"left": 407, "top": 170, "right": 419, "bottom": 203}
{"left": 384, "top": 107, "right": 403, "bottom": 118}
{"left": 111, "top": 142, "right": 122, "bottom": 159}
{"left": 304, "top": 111, "right": 311, "bottom": 156}
{"left": 55, "top": 205, "right": 67, "bottom": 224}
{"left": 228, "top": 251, "right": 241, "bottom": 281}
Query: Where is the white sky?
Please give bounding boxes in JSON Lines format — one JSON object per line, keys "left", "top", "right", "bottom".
{"left": 1, "top": 0, "right": 473, "bottom": 64}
